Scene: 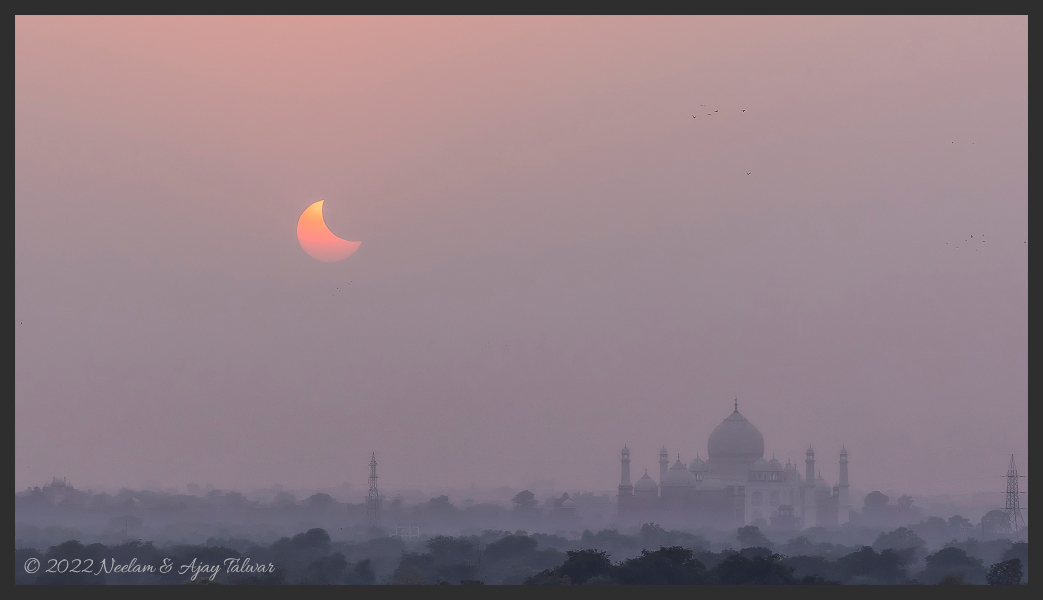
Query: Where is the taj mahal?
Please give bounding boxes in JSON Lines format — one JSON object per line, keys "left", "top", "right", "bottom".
{"left": 616, "top": 400, "right": 850, "bottom": 530}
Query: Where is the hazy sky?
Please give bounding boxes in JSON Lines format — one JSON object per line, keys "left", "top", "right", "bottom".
{"left": 16, "top": 16, "right": 1026, "bottom": 499}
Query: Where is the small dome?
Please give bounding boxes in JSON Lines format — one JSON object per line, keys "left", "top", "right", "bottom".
{"left": 815, "top": 473, "right": 830, "bottom": 491}
{"left": 688, "top": 455, "right": 708, "bottom": 472}
{"left": 785, "top": 460, "right": 796, "bottom": 471}
{"left": 662, "top": 458, "right": 693, "bottom": 486}
{"left": 707, "top": 405, "right": 765, "bottom": 462}
{"left": 768, "top": 456, "right": 783, "bottom": 471}
{"left": 752, "top": 458, "right": 769, "bottom": 472}
{"left": 634, "top": 471, "right": 659, "bottom": 492}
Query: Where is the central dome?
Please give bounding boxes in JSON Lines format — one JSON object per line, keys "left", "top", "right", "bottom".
{"left": 707, "top": 407, "right": 765, "bottom": 461}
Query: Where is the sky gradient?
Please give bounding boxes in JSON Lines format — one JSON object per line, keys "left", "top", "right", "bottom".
{"left": 16, "top": 16, "right": 1027, "bottom": 500}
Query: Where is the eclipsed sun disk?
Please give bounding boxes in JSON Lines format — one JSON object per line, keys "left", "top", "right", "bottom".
{"left": 297, "top": 200, "right": 361, "bottom": 262}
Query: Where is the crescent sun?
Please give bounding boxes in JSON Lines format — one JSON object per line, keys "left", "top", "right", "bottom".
{"left": 297, "top": 200, "right": 361, "bottom": 262}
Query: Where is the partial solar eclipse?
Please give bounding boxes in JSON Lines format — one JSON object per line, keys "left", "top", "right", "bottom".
{"left": 296, "top": 200, "right": 361, "bottom": 262}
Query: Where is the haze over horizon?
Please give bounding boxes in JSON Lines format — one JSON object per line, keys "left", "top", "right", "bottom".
{"left": 16, "top": 16, "right": 1027, "bottom": 499}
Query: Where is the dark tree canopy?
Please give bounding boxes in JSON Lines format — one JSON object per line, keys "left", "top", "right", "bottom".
{"left": 986, "top": 558, "right": 1022, "bottom": 585}
{"left": 484, "top": 534, "right": 538, "bottom": 562}
{"left": 980, "top": 509, "right": 1010, "bottom": 537}
{"left": 863, "top": 491, "right": 890, "bottom": 512}
{"left": 737, "top": 525, "right": 771, "bottom": 548}
{"left": 512, "top": 490, "right": 538, "bottom": 511}
{"left": 834, "top": 546, "right": 909, "bottom": 584}
{"left": 918, "top": 547, "right": 986, "bottom": 585}
{"left": 872, "top": 527, "right": 925, "bottom": 551}
{"left": 615, "top": 546, "right": 707, "bottom": 585}
{"left": 713, "top": 551, "right": 796, "bottom": 585}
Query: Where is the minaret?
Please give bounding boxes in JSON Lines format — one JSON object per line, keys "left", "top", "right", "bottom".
{"left": 838, "top": 446, "right": 850, "bottom": 524}
{"left": 618, "top": 445, "right": 634, "bottom": 498}
{"left": 659, "top": 446, "right": 669, "bottom": 494}
{"left": 804, "top": 445, "right": 817, "bottom": 528}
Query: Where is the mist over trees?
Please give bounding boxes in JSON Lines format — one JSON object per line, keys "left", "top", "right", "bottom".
{"left": 15, "top": 479, "right": 1027, "bottom": 584}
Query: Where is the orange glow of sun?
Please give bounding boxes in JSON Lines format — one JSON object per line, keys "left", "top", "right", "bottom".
{"left": 296, "top": 200, "right": 361, "bottom": 262}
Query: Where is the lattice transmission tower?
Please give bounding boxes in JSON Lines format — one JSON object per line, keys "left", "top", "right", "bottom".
{"left": 1004, "top": 454, "right": 1025, "bottom": 539}
{"left": 367, "top": 452, "right": 381, "bottom": 528}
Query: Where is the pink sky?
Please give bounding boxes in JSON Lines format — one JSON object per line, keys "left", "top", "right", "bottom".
{"left": 16, "top": 16, "right": 1026, "bottom": 500}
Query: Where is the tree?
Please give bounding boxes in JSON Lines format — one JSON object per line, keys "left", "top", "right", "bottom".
{"left": 271, "top": 491, "right": 296, "bottom": 508}
{"left": 1000, "top": 541, "right": 1027, "bottom": 571}
{"left": 291, "top": 528, "right": 331, "bottom": 551}
{"left": 512, "top": 490, "right": 538, "bottom": 512}
{"left": 872, "top": 527, "right": 925, "bottom": 552}
{"left": 393, "top": 553, "right": 435, "bottom": 584}
{"left": 523, "top": 549, "right": 612, "bottom": 585}
{"left": 558, "top": 549, "right": 615, "bottom": 584}
{"left": 915, "top": 516, "right": 947, "bottom": 541}
{"left": 304, "top": 552, "right": 347, "bottom": 584}
{"left": 863, "top": 491, "right": 890, "bottom": 513}
{"left": 305, "top": 492, "right": 334, "bottom": 510}
{"left": 712, "top": 551, "right": 796, "bottom": 584}
{"left": 834, "top": 546, "right": 909, "bottom": 584}
{"left": 639, "top": 523, "right": 666, "bottom": 546}
{"left": 986, "top": 558, "right": 1022, "bottom": 585}
{"left": 737, "top": 525, "right": 771, "bottom": 548}
{"left": 344, "top": 559, "right": 376, "bottom": 585}
{"left": 783, "top": 555, "right": 841, "bottom": 584}
{"left": 485, "top": 534, "right": 538, "bottom": 562}
{"left": 426, "top": 536, "right": 477, "bottom": 566}
{"left": 268, "top": 527, "right": 331, "bottom": 576}
{"left": 980, "top": 510, "right": 1009, "bottom": 538}
{"left": 917, "top": 547, "right": 987, "bottom": 585}
{"left": 615, "top": 546, "right": 707, "bottom": 585}
{"left": 33, "top": 540, "right": 107, "bottom": 585}
{"left": 781, "top": 536, "right": 814, "bottom": 556}
{"left": 947, "top": 515, "right": 972, "bottom": 538}
{"left": 426, "top": 495, "right": 459, "bottom": 518}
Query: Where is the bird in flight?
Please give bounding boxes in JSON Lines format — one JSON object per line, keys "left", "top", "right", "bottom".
{"left": 715, "top": 109, "right": 718, "bottom": 112}
{"left": 747, "top": 172, "right": 751, "bottom": 175}
{"left": 693, "top": 115, "right": 697, "bottom": 118}
{"left": 742, "top": 109, "right": 746, "bottom": 112}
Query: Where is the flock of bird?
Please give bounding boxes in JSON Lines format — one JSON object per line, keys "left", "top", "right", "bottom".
{"left": 692, "top": 105, "right": 750, "bottom": 175}
{"left": 692, "top": 103, "right": 745, "bottom": 118}
{"left": 947, "top": 235, "right": 987, "bottom": 251}
{"left": 944, "top": 235, "right": 1025, "bottom": 250}
{"left": 690, "top": 106, "right": 1025, "bottom": 249}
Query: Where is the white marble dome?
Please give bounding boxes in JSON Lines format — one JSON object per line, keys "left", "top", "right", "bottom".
{"left": 707, "top": 407, "right": 765, "bottom": 462}
{"left": 662, "top": 458, "right": 692, "bottom": 486}
{"left": 688, "top": 455, "right": 708, "bottom": 473}
{"left": 634, "top": 471, "right": 659, "bottom": 492}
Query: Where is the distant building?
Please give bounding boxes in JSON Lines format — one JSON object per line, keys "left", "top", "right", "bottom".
{"left": 617, "top": 401, "right": 850, "bottom": 529}
{"left": 42, "top": 477, "right": 73, "bottom": 506}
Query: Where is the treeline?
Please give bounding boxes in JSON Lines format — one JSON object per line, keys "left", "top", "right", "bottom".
{"left": 16, "top": 483, "right": 610, "bottom": 548}
{"left": 524, "top": 545, "right": 1025, "bottom": 585}
{"left": 15, "top": 526, "right": 1027, "bottom": 585}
